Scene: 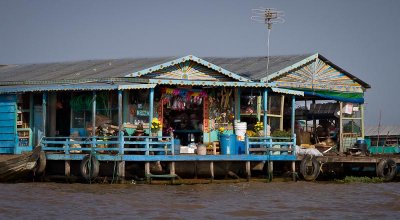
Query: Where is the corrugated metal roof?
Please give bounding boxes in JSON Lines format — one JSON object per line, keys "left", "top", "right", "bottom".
{"left": 206, "top": 54, "right": 312, "bottom": 81}
{"left": 0, "top": 57, "right": 178, "bottom": 82}
{"left": 365, "top": 125, "right": 400, "bottom": 137}
{"left": 0, "top": 54, "right": 370, "bottom": 89}
{"left": 0, "top": 55, "right": 311, "bottom": 82}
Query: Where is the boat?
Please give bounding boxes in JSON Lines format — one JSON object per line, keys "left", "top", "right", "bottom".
{"left": 0, "top": 146, "right": 43, "bottom": 182}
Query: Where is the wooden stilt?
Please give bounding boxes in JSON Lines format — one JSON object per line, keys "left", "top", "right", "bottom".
{"left": 246, "top": 161, "right": 251, "bottom": 180}
{"left": 65, "top": 160, "right": 70, "bottom": 182}
{"left": 292, "top": 161, "right": 296, "bottom": 181}
{"left": 118, "top": 161, "right": 125, "bottom": 183}
{"left": 145, "top": 162, "right": 150, "bottom": 183}
{"left": 194, "top": 161, "right": 198, "bottom": 179}
{"left": 210, "top": 142, "right": 216, "bottom": 182}
{"left": 210, "top": 162, "right": 214, "bottom": 182}
{"left": 170, "top": 162, "right": 176, "bottom": 184}
{"left": 268, "top": 161, "right": 273, "bottom": 181}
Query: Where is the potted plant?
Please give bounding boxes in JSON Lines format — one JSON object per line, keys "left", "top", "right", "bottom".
{"left": 151, "top": 118, "right": 161, "bottom": 136}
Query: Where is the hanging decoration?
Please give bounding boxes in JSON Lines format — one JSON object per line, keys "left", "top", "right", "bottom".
{"left": 161, "top": 87, "right": 208, "bottom": 111}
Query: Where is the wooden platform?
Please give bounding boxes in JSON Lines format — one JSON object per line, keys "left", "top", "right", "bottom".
{"left": 298, "top": 154, "right": 400, "bottom": 163}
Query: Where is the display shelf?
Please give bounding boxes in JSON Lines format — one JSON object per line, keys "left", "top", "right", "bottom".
{"left": 17, "top": 128, "right": 32, "bottom": 147}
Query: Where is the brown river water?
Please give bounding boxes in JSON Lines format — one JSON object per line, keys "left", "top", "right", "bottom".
{"left": 0, "top": 182, "right": 399, "bottom": 219}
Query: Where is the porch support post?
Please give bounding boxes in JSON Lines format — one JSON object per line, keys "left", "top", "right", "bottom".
{"left": 361, "top": 103, "right": 365, "bottom": 138}
{"left": 92, "top": 91, "right": 96, "bottom": 148}
{"left": 339, "top": 102, "right": 343, "bottom": 152}
{"left": 122, "top": 90, "right": 129, "bottom": 122}
{"left": 29, "top": 93, "right": 33, "bottom": 134}
{"left": 263, "top": 89, "right": 268, "bottom": 137}
{"left": 234, "top": 87, "right": 241, "bottom": 121}
{"left": 312, "top": 99, "right": 316, "bottom": 142}
{"left": 280, "top": 95, "right": 285, "bottom": 130}
{"left": 149, "top": 88, "right": 154, "bottom": 134}
{"left": 118, "top": 90, "right": 123, "bottom": 136}
{"left": 291, "top": 95, "right": 296, "bottom": 137}
{"left": 48, "top": 92, "right": 57, "bottom": 137}
{"left": 42, "top": 92, "right": 47, "bottom": 137}
{"left": 257, "top": 96, "right": 262, "bottom": 121}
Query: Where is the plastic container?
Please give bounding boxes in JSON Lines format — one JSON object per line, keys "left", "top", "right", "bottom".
{"left": 355, "top": 139, "right": 368, "bottom": 153}
{"left": 234, "top": 122, "right": 247, "bottom": 141}
{"left": 236, "top": 141, "right": 245, "bottom": 154}
{"left": 174, "top": 139, "right": 181, "bottom": 155}
{"left": 220, "top": 134, "right": 237, "bottom": 154}
{"left": 197, "top": 144, "right": 207, "bottom": 155}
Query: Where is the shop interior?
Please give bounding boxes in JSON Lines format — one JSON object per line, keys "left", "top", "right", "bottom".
{"left": 158, "top": 87, "right": 206, "bottom": 145}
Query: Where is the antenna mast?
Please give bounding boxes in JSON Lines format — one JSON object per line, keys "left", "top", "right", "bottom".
{"left": 251, "top": 8, "right": 285, "bottom": 83}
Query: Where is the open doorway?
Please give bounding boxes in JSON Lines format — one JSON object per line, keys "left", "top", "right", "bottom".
{"left": 56, "top": 92, "right": 71, "bottom": 136}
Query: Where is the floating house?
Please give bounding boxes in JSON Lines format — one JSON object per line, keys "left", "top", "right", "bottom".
{"left": 0, "top": 53, "right": 375, "bottom": 181}
{"left": 365, "top": 125, "right": 400, "bottom": 154}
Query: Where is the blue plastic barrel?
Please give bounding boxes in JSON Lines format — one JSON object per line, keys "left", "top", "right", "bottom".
{"left": 236, "top": 141, "right": 245, "bottom": 154}
{"left": 220, "top": 134, "right": 237, "bottom": 154}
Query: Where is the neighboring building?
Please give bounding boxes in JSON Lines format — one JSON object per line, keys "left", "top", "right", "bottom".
{"left": 365, "top": 125, "right": 400, "bottom": 154}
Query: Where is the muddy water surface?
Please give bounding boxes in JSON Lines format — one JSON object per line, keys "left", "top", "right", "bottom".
{"left": 0, "top": 182, "right": 399, "bottom": 219}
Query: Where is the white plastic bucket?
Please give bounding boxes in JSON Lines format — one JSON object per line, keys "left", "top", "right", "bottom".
{"left": 234, "top": 122, "right": 247, "bottom": 141}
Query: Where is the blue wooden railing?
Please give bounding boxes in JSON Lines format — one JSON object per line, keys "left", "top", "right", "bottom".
{"left": 40, "top": 134, "right": 296, "bottom": 161}
{"left": 41, "top": 134, "right": 175, "bottom": 156}
{"left": 245, "top": 134, "right": 296, "bottom": 156}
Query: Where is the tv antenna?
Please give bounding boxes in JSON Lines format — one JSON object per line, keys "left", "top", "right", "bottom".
{"left": 251, "top": 8, "right": 285, "bottom": 82}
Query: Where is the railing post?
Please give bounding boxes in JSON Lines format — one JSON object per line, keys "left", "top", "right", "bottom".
{"left": 145, "top": 137, "right": 150, "bottom": 156}
{"left": 145, "top": 136, "right": 151, "bottom": 181}
{"left": 293, "top": 133, "right": 296, "bottom": 156}
{"left": 119, "top": 132, "right": 124, "bottom": 155}
{"left": 149, "top": 88, "right": 154, "bottom": 134}
{"left": 245, "top": 135, "right": 251, "bottom": 180}
{"left": 245, "top": 135, "right": 249, "bottom": 155}
{"left": 65, "top": 138, "right": 70, "bottom": 155}
{"left": 268, "top": 137, "right": 272, "bottom": 155}
{"left": 171, "top": 134, "right": 174, "bottom": 155}
{"left": 42, "top": 92, "right": 47, "bottom": 137}
{"left": 291, "top": 95, "right": 296, "bottom": 137}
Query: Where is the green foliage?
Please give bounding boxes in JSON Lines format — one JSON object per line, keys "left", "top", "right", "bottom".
{"left": 271, "top": 130, "right": 291, "bottom": 137}
{"left": 335, "top": 176, "right": 384, "bottom": 183}
{"left": 70, "top": 92, "right": 109, "bottom": 112}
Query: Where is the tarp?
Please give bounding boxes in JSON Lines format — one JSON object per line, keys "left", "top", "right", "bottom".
{"left": 303, "top": 90, "right": 364, "bottom": 104}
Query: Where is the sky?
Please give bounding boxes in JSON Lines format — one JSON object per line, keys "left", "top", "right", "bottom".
{"left": 0, "top": 0, "right": 399, "bottom": 125}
